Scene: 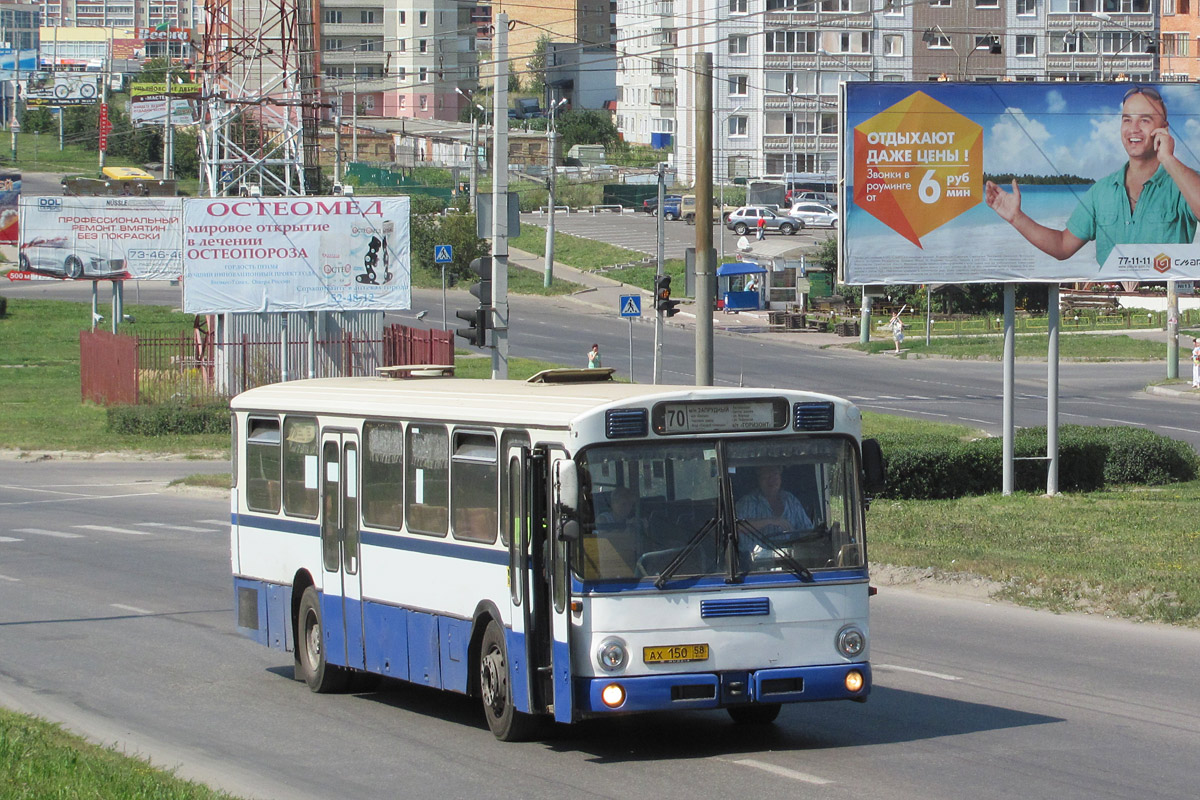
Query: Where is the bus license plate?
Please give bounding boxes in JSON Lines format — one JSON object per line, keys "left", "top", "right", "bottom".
{"left": 643, "top": 643, "right": 709, "bottom": 664}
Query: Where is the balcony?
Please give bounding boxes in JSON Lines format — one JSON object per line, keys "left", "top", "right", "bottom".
{"left": 323, "top": 23, "right": 385, "bottom": 37}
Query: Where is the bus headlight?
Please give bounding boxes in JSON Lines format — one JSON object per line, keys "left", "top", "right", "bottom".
{"left": 837, "top": 626, "right": 866, "bottom": 658}
{"left": 596, "top": 638, "right": 628, "bottom": 672}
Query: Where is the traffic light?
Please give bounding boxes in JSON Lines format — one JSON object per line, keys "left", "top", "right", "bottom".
{"left": 655, "top": 274, "right": 680, "bottom": 317}
{"left": 456, "top": 257, "right": 492, "bottom": 347}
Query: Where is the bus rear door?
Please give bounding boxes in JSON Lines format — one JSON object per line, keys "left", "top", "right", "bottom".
{"left": 320, "top": 430, "right": 365, "bottom": 670}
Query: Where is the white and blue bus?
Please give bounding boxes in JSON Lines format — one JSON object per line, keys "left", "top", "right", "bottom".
{"left": 230, "top": 368, "right": 884, "bottom": 739}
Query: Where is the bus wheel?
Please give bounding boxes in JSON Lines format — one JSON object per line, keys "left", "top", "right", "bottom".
{"left": 479, "top": 621, "right": 538, "bottom": 741}
{"left": 297, "top": 586, "right": 347, "bottom": 693}
{"left": 727, "top": 703, "right": 782, "bottom": 724}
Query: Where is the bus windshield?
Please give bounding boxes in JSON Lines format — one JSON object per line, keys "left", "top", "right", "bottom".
{"left": 574, "top": 436, "right": 864, "bottom": 584}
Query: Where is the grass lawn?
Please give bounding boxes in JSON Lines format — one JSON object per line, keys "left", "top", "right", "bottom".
{"left": 0, "top": 708, "right": 242, "bottom": 800}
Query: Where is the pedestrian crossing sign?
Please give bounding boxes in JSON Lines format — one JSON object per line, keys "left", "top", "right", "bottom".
{"left": 620, "top": 295, "right": 641, "bottom": 317}
{"left": 434, "top": 245, "right": 453, "bottom": 263}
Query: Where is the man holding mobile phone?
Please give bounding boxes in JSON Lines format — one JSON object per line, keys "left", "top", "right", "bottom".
{"left": 985, "top": 86, "right": 1200, "bottom": 266}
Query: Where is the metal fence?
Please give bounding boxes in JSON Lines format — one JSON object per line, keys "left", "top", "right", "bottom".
{"left": 81, "top": 325, "right": 454, "bottom": 406}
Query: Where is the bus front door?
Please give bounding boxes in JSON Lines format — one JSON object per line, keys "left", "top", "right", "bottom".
{"left": 547, "top": 455, "right": 575, "bottom": 722}
{"left": 320, "top": 431, "right": 364, "bottom": 671}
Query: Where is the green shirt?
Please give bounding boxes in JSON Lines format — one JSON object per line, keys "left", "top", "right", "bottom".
{"left": 1067, "top": 164, "right": 1197, "bottom": 266}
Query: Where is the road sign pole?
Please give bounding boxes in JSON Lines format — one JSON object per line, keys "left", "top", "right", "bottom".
{"left": 441, "top": 265, "right": 447, "bottom": 330}
{"left": 629, "top": 318, "right": 634, "bottom": 383}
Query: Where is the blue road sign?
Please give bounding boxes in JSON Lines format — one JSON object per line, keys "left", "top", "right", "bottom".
{"left": 620, "top": 294, "right": 641, "bottom": 317}
{"left": 434, "top": 245, "right": 453, "bottom": 263}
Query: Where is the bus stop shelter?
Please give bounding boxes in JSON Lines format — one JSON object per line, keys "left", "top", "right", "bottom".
{"left": 717, "top": 261, "right": 768, "bottom": 311}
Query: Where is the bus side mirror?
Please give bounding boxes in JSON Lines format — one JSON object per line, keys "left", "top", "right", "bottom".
{"left": 861, "top": 438, "right": 886, "bottom": 496}
{"left": 556, "top": 461, "right": 581, "bottom": 542}
{"left": 556, "top": 459, "right": 579, "bottom": 516}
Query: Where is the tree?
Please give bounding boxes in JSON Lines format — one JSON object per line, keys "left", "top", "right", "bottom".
{"left": 555, "top": 109, "right": 620, "bottom": 151}
{"left": 526, "top": 34, "right": 552, "bottom": 96}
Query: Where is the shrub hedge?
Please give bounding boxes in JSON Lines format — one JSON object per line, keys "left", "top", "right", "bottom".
{"left": 106, "top": 403, "right": 230, "bottom": 436}
{"left": 875, "top": 424, "right": 1198, "bottom": 499}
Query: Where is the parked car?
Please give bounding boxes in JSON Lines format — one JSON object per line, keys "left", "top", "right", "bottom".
{"left": 642, "top": 194, "right": 682, "bottom": 219}
{"left": 18, "top": 237, "right": 128, "bottom": 280}
{"left": 794, "top": 191, "right": 837, "bottom": 209}
{"left": 681, "top": 195, "right": 738, "bottom": 224}
{"left": 725, "top": 206, "right": 805, "bottom": 236}
{"left": 788, "top": 202, "right": 839, "bottom": 228}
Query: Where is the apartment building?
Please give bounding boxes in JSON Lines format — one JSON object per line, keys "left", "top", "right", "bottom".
{"left": 632, "top": 1, "right": 1172, "bottom": 184}
{"left": 489, "top": 0, "right": 612, "bottom": 78}
{"left": 318, "top": 0, "right": 478, "bottom": 121}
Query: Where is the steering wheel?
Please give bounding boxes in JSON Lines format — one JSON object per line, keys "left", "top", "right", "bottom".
{"left": 768, "top": 525, "right": 829, "bottom": 547}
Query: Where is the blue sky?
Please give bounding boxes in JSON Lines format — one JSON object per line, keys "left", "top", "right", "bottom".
{"left": 846, "top": 82, "right": 1200, "bottom": 182}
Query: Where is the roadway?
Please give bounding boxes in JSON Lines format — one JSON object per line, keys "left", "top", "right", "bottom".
{"left": 1, "top": 460, "right": 1197, "bottom": 800}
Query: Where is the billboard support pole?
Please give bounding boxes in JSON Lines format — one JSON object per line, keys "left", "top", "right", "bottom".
{"left": 859, "top": 294, "right": 871, "bottom": 345}
{"left": 1002, "top": 284, "right": 1015, "bottom": 496}
{"left": 1047, "top": 284, "right": 1060, "bottom": 496}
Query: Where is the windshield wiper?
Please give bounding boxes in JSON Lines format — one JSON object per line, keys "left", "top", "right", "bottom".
{"left": 654, "top": 515, "right": 718, "bottom": 589}
{"left": 733, "top": 519, "right": 814, "bottom": 582}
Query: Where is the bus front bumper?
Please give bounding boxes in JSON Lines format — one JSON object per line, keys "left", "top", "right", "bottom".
{"left": 575, "top": 663, "right": 871, "bottom": 715}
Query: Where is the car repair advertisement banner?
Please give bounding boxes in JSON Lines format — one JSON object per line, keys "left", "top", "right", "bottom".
{"left": 14, "top": 196, "right": 182, "bottom": 281}
{"left": 181, "top": 196, "right": 411, "bottom": 313}
{"left": 842, "top": 82, "right": 1200, "bottom": 285}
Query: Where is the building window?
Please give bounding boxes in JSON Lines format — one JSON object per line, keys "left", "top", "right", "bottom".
{"left": 361, "top": 10, "right": 376, "bottom": 24}
{"left": 729, "top": 116, "right": 748, "bottom": 137}
{"left": 324, "top": 38, "right": 342, "bottom": 51}
{"left": 419, "top": 39, "right": 428, "bottom": 53}
{"left": 975, "top": 0, "right": 999, "bottom": 7}
{"left": 930, "top": 0, "right": 950, "bottom": 5}
{"left": 1161, "top": 32, "right": 1188, "bottom": 56}
{"left": 927, "top": 33, "right": 951, "bottom": 50}
{"left": 765, "top": 30, "right": 817, "bottom": 54}
{"left": 419, "top": 67, "right": 428, "bottom": 82}
{"left": 419, "top": 10, "right": 428, "bottom": 25}
{"left": 729, "top": 74, "right": 748, "bottom": 95}
{"left": 728, "top": 35, "right": 748, "bottom": 55}
{"left": 1016, "top": 0, "right": 1037, "bottom": 13}
{"left": 729, "top": 0, "right": 748, "bottom": 11}
{"left": 884, "top": 34, "right": 903, "bottom": 57}
{"left": 420, "top": 95, "right": 428, "bottom": 111}
{"left": 1016, "top": 35, "right": 1036, "bottom": 56}
{"left": 399, "top": 10, "right": 406, "bottom": 23}
{"left": 323, "top": 10, "right": 342, "bottom": 23}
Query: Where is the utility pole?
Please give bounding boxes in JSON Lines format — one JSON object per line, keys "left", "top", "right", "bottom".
{"left": 333, "top": 99, "right": 342, "bottom": 184}
{"left": 468, "top": 113, "right": 478, "bottom": 203}
{"left": 694, "top": 52, "right": 714, "bottom": 386}
{"left": 491, "top": 13, "right": 509, "bottom": 380}
{"left": 543, "top": 96, "right": 565, "bottom": 288}
{"left": 653, "top": 162, "right": 665, "bottom": 384}
{"left": 163, "top": 31, "right": 174, "bottom": 180}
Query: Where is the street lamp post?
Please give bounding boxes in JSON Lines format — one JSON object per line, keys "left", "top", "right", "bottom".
{"left": 544, "top": 96, "right": 567, "bottom": 288}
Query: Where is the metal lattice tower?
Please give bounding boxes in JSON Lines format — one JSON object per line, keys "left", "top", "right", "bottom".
{"left": 199, "top": 0, "right": 323, "bottom": 196}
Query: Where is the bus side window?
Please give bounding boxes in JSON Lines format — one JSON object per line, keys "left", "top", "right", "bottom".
{"left": 363, "top": 420, "right": 404, "bottom": 530}
{"left": 245, "top": 417, "right": 281, "bottom": 513}
{"left": 282, "top": 417, "right": 318, "bottom": 518}
{"left": 451, "top": 431, "right": 498, "bottom": 544}
{"left": 405, "top": 423, "right": 449, "bottom": 536}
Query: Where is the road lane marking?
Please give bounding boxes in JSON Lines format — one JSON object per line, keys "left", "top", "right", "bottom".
{"left": 0, "top": 536, "right": 22, "bottom": 543}
{"left": 0, "top": 492, "right": 162, "bottom": 508}
{"left": 731, "top": 758, "right": 832, "bottom": 785}
{"left": 198, "top": 519, "right": 230, "bottom": 526}
{"left": 111, "top": 604, "right": 153, "bottom": 615}
{"left": 13, "top": 528, "right": 84, "bottom": 539}
{"left": 0, "top": 574, "right": 19, "bottom": 582}
{"left": 875, "top": 663, "right": 962, "bottom": 681}
{"left": 73, "top": 525, "right": 152, "bottom": 536}
{"left": 134, "top": 523, "right": 216, "bottom": 533}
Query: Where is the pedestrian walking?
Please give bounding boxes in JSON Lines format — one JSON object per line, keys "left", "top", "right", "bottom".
{"left": 1191, "top": 337, "right": 1200, "bottom": 388}
{"left": 756, "top": 215, "right": 766, "bottom": 241}
{"left": 889, "top": 309, "right": 906, "bottom": 354}
{"left": 587, "top": 343, "right": 602, "bottom": 369}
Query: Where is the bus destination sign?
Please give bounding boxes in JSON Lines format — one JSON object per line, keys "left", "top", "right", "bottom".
{"left": 653, "top": 398, "right": 788, "bottom": 435}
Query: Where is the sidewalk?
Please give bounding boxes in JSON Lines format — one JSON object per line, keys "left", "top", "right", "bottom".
{"left": 506, "top": 246, "right": 854, "bottom": 350}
